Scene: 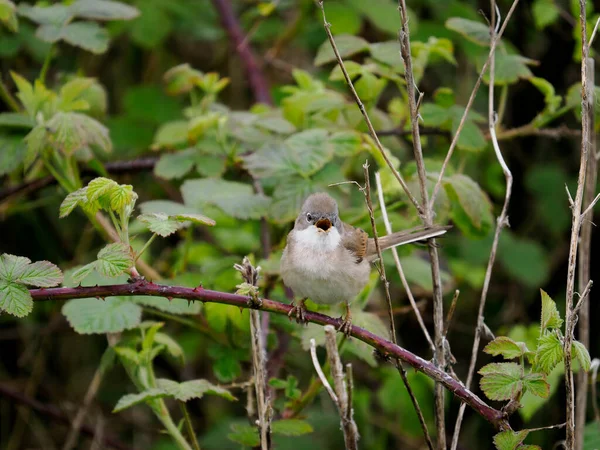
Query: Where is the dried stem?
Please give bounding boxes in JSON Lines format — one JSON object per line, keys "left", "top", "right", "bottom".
{"left": 309, "top": 338, "right": 338, "bottom": 403}
{"left": 375, "top": 172, "right": 435, "bottom": 352}
{"left": 364, "top": 163, "right": 434, "bottom": 449}
{"left": 395, "top": 0, "right": 449, "bottom": 444}
{"left": 450, "top": 3, "right": 514, "bottom": 448}
{"left": 315, "top": 0, "right": 423, "bottom": 217}
{"left": 564, "top": 2, "right": 593, "bottom": 446}
{"left": 429, "top": 0, "right": 521, "bottom": 209}
{"left": 29, "top": 280, "right": 509, "bottom": 429}
{"left": 323, "top": 326, "right": 359, "bottom": 450}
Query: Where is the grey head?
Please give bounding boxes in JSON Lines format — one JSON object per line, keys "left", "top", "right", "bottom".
{"left": 294, "top": 192, "right": 342, "bottom": 232}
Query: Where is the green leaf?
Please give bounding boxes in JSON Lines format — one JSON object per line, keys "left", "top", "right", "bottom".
{"left": 0, "top": 135, "right": 26, "bottom": 175}
{"left": 153, "top": 332, "right": 185, "bottom": 361}
{"left": 479, "top": 362, "right": 523, "bottom": 401}
{"left": 109, "top": 184, "right": 135, "bottom": 212}
{"left": 114, "top": 346, "right": 141, "bottom": 364}
{"left": 369, "top": 41, "right": 403, "bottom": 69}
{"left": 572, "top": 340, "right": 591, "bottom": 372}
{"left": 96, "top": 243, "right": 133, "bottom": 278}
{"left": 0, "top": 254, "right": 31, "bottom": 281}
{"left": 271, "top": 419, "right": 313, "bottom": 436}
{"left": 182, "top": 178, "right": 271, "bottom": 220}
{"left": 534, "top": 333, "right": 563, "bottom": 374}
{"left": 17, "top": 3, "right": 72, "bottom": 25}
{"left": 314, "top": 34, "right": 370, "bottom": 66}
{"left": 14, "top": 260, "right": 62, "bottom": 287}
{"left": 154, "top": 149, "right": 196, "bottom": 179}
{"left": 540, "top": 289, "right": 563, "bottom": 330}
{"left": 529, "top": 77, "right": 562, "bottom": 127}
{"left": 71, "top": 262, "right": 96, "bottom": 284}
{"left": 138, "top": 213, "right": 182, "bottom": 237}
{"left": 285, "top": 129, "right": 334, "bottom": 177}
{"left": 532, "top": 0, "right": 559, "bottom": 29}
{"left": 228, "top": 424, "right": 260, "bottom": 447}
{"left": 171, "top": 213, "right": 215, "bottom": 227}
{"left": 481, "top": 54, "right": 534, "bottom": 86}
{"left": 46, "top": 112, "right": 112, "bottom": 155}
{"left": 62, "top": 297, "right": 142, "bottom": 334}
{"left": 70, "top": 0, "right": 139, "bottom": 21}
{"left": 522, "top": 372, "right": 550, "bottom": 398}
{"left": 59, "top": 187, "right": 89, "bottom": 218}
{"left": 0, "top": 280, "right": 32, "bottom": 318}
{"left": 0, "top": 113, "right": 32, "bottom": 128}
{"left": 330, "top": 130, "right": 362, "bottom": 156}
{"left": 446, "top": 17, "right": 490, "bottom": 46}
{"left": 242, "top": 142, "right": 297, "bottom": 179}
{"left": 86, "top": 177, "right": 117, "bottom": 203}
{"left": 59, "top": 22, "right": 109, "bottom": 54}
{"left": 112, "top": 388, "right": 167, "bottom": 413}
{"left": 163, "top": 63, "right": 203, "bottom": 95}
{"left": 132, "top": 296, "right": 201, "bottom": 315}
{"left": 0, "top": 0, "right": 18, "bottom": 32}
{"left": 493, "top": 430, "right": 529, "bottom": 450}
{"left": 153, "top": 120, "right": 189, "bottom": 148}
{"left": 444, "top": 174, "right": 493, "bottom": 237}
{"left": 484, "top": 336, "right": 525, "bottom": 360}
{"left": 498, "top": 233, "right": 550, "bottom": 288}
{"left": 255, "top": 115, "right": 296, "bottom": 134}
{"left": 156, "top": 378, "right": 236, "bottom": 402}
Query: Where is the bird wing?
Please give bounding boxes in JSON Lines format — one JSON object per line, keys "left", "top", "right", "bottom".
{"left": 341, "top": 222, "right": 369, "bottom": 263}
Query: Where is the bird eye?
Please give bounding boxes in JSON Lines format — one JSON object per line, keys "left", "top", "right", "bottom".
{"left": 306, "top": 213, "right": 312, "bottom": 222}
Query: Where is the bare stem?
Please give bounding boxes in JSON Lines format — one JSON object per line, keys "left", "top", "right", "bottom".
{"left": 179, "top": 402, "right": 201, "bottom": 450}
{"left": 29, "top": 281, "right": 509, "bottom": 429}
{"left": 564, "top": 2, "right": 592, "bottom": 447}
{"left": 450, "top": 3, "right": 514, "bottom": 448}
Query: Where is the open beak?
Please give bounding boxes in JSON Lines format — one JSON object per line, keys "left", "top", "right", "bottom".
{"left": 315, "top": 218, "right": 332, "bottom": 232}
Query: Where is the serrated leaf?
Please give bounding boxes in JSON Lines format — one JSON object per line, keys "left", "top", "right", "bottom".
{"left": 271, "top": 419, "right": 313, "bottom": 436}
{"left": 540, "top": 289, "right": 563, "bottom": 330}
{"left": 484, "top": 336, "right": 524, "bottom": 359}
{"left": 534, "top": 333, "right": 563, "bottom": 374}
{"left": 109, "top": 184, "right": 135, "bottom": 212}
{"left": 242, "top": 142, "right": 297, "bottom": 179}
{"left": 154, "top": 332, "right": 185, "bottom": 362}
{"left": 314, "top": 34, "right": 369, "bottom": 66}
{"left": 156, "top": 378, "right": 236, "bottom": 402}
{"left": 14, "top": 260, "right": 62, "bottom": 287}
{"left": 153, "top": 120, "right": 189, "bottom": 148}
{"left": 86, "top": 177, "right": 117, "bottom": 203}
{"left": 59, "top": 22, "right": 109, "bottom": 54}
{"left": 23, "top": 125, "right": 46, "bottom": 170}
{"left": 573, "top": 340, "right": 591, "bottom": 372}
{"left": 479, "top": 362, "right": 523, "bottom": 401}
{"left": 70, "top": 0, "right": 139, "bottom": 21}
{"left": 59, "top": 187, "right": 89, "bottom": 218}
{"left": 522, "top": 372, "right": 550, "bottom": 398}
{"left": 444, "top": 174, "right": 493, "bottom": 237}
{"left": 493, "top": 430, "right": 529, "bottom": 450}
{"left": 172, "top": 213, "right": 215, "bottom": 226}
{"left": 113, "top": 388, "right": 167, "bottom": 413}
{"left": 46, "top": 112, "right": 111, "bottom": 156}
{"left": 71, "top": 262, "right": 95, "bottom": 284}
{"left": 0, "top": 280, "right": 32, "bottom": 317}
{"left": 255, "top": 115, "right": 296, "bottom": 134}
{"left": 446, "top": 17, "right": 490, "bottom": 46}
{"left": 96, "top": 243, "right": 133, "bottom": 278}
{"left": 182, "top": 178, "right": 271, "bottom": 220}
{"left": 481, "top": 54, "right": 534, "bottom": 86}
{"left": 285, "top": 129, "right": 334, "bottom": 177}
{"left": 0, "top": 253, "right": 31, "bottom": 281}
{"left": 62, "top": 297, "right": 142, "bottom": 334}
{"left": 138, "top": 213, "right": 182, "bottom": 237}
{"left": 228, "top": 424, "right": 260, "bottom": 447}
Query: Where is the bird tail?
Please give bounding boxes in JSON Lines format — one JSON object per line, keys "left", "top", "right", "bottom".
{"left": 367, "top": 225, "right": 450, "bottom": 260}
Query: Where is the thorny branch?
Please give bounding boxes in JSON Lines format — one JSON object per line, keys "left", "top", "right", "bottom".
{"left": 29, "top": 281, "right": 510, "bottom": 430}
{"left": 450, "top": 2, "right": 514, "bottom": 448}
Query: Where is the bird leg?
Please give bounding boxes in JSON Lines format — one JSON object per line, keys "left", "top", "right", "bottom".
{"left": 338, "top": 301, "right": 353, "bottom": 336}
{"left": 288, "top": 298, "right": 308, "bottom": 325}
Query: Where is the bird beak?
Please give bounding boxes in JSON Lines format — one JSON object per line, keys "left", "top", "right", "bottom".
{"left": 315, "top": 218, "right": 332, "bottom": 232}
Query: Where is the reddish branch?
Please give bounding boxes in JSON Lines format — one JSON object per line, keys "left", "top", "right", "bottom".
{"left": 210, "top": 0, "right": 272, "bottom": 105}
{"left": 30, "top": 280, "right": 509, "bottom": 430}
{"left": 0, "top": 158, "right": 158, "bottom": 203}
{"left": 0, "top": 383, "right": 131, "bottom": 450}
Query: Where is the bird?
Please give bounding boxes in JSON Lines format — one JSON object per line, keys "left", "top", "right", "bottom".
{"left": 280, "top": 192, "right": 449, "bottom": 334}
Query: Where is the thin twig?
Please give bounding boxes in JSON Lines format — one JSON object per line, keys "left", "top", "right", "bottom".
{"left": 564, "top": 2, "right": 592, "bottom": 447}
{"left": 375, "top": 172, "right": 435, "bottom": 352}
{"left": 180, "top": 402, "right": 201, "bottom": 450}
{"left": 29, "top": 281, "right": 510, "bottom": 429}
{"left": 443, "top": 290, "right": 460, "bottom": 337}
{"left": 580, "top": 192, "right": 600, "bottom": 219}
{"left": 396, "top": 0, "right": 449, "bottom": 443}
{"left": 364, "top": 163, "right": 434, "bottom": 450}
{"left": 309, "top": 338, "right": 338, "bottom": 404}
{"left": 527, "top": 423, "right": 567, "bottom": 433}
{"left": 315, "top": 0, "right": 423, "bottom": 217}
{"left": 429, "top": 0, "right": 521, "bottom": 209}
{"left": 450, "top": 3, "right": 514, "bottom": 448}
{"left": 590, "top": 16, "right": 600, "bottom": 48}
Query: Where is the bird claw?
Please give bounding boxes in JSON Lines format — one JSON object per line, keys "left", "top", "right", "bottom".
{"left": 288, "top": 300, "right": 308, "bottom": 325}
{"left": 337, "top": 316, "right": 353, "bottom": 337}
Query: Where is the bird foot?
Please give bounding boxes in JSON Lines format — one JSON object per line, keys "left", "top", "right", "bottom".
{"left": 288, "top": 300, "right": 308, "bottom": 325}
{"left": 337, "top": 316, "right": 353, "bottom": 337}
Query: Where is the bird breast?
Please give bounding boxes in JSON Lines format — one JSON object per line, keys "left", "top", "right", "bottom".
{"left": 281, "top": 227, "right": 371, "bottom": 305}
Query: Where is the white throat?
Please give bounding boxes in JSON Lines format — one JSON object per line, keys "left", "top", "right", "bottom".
{"left": 294, "top": 226, "right": 341, "bottom": 252}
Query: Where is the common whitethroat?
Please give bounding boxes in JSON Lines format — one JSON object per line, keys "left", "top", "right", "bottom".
{"left": 280, "top": 192, "right": 449, "bottom": 334}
